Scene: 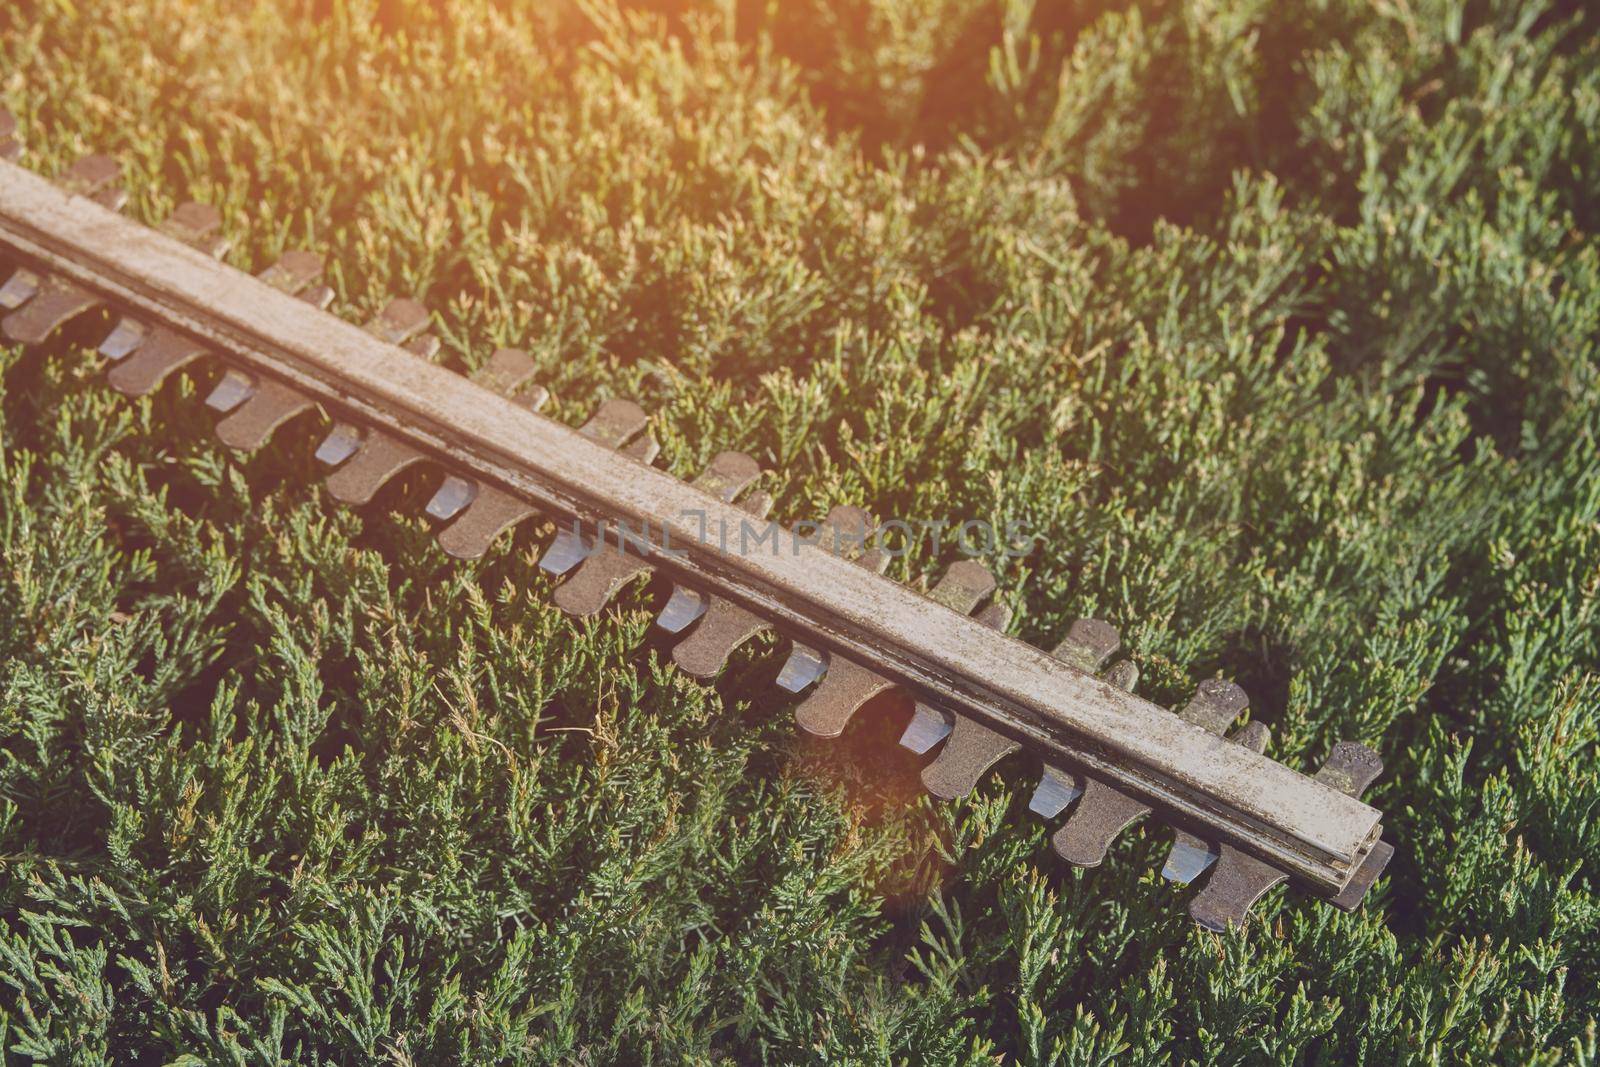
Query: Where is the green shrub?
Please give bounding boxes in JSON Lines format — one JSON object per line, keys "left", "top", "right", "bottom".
{"left": 0, "top": 0, "right": 1595, "bottom": 1061}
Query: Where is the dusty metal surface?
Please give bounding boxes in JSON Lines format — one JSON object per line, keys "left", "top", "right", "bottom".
{"left": 0, "top": 136, "right": 1394, "bottom": 926}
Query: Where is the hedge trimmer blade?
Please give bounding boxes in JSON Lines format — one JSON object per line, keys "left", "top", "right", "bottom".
{"left": 0, "top": 122, "right": 1393, "bottom": 931}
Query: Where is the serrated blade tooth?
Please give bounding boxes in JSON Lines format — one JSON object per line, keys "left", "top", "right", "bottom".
{"left": 107, "top": 328, "right": 210, "bottom": 395}
{"left": 920, "top": 715, "right": 1022, "bottom": 799}
{"left": 257, "top": 250, "right": 324, "bottom": 294}
{"left": 1051, "top": 618, "right": 1122, "bottom": 672}
{"left": 204, "top": 369, "right": 254, "bottom": 412}
{"left": 549, "top": 543, "right": 645, "bottom": 617}
{"left": 776, "top": 644, "right": 828, "bottom": 693}
{"left": 550, "top": 480, "right": 668, "bottom": 613}
{"left": 810, "top": 505, "right": 876, "bottom": 558}
{"left": 325, "top": 431, "right": 425, "bottom": 504}
{"left": 1161, "top": 839, "right": 1219, "bottom": 886}
{"left": 1330, "top": 841, "right": 1395, "bottom": 911}
{"left": 535, "top": 400, "right": 652, "bottom": 578}
{"left": 1049, "top": 782, "right": 1151, "bottom": 867}
{"left": 1314, "top": 740, "right": 1384, "bottom": 797}
{"left": 927, "top": 559, "right": 996, "bottom": 613}
{"left": 888, "top": 562, "right": 994, "bottom": 741}
{"left": 539, "top": 524, "right": 596, "bottom": 577}
{"left": 1163, "top": 721, "right": 1269, "bottom": 884}
{"left": 671, "top": 599, "right": 769, "bottom": 679}
{"left": 656, "top": 586, "right": 708, "bottom": 633}
{"left": 623, "top": 434, "right": 659, "bottom": 462}
{"left": 1189, "top": 741, "right": 1385, "bottom": 930}
{"left": 364, "top": 298, "right": 430, "bottom": 345}
{"left": 425, "top": 475, "right": 477, "bottom": 521}
{"left": 691, "top": 451, "right": 762, "bottom": 502}
{"left": 857, "top": 547, "right": 892, "bottom": 574}
{"left": 1028, "top": 768, "right": 1082, "bottom": 818}
{"left": 1187, "top": 846, "right": 1286, "bottom": 932}
{"left": 471, "top": 347, "right": 545, "bottom": 405}
{"left": 158, "top": 202, "right": 229, "bottom": 258}
{"left": 92, "top": 187, "right": 128, "bottom": 211}
{"left": 578, "top": 398, "right": 648, "bottom": 448}
{"left": 314, "top": 422, "right": 365, "bottom": 467}
{"left": 1101, "top": 659, "right": 1139, "bottom": 692}
{"left": 60, "top": 154, "right": 124, "bottom": 209}
{"left": 425, "top": 348, "right": 544, "bottom": 531}
{"left": 974, "top": 599, "right": 1011, "bottom": 628}
{"left": 793, "top": 657, "right": 894, "bottom": 737}
{"left": 1180, "top": 679, "right": 1249, "bottom": 735}
{"left": 98, "top": 318, "right": 147, "bottom": 360}
{"left": 3, "top": 276, "right": 102, "bottom": 343}
{"left": 436, "top": 486, "right": 536, "bottom": 560}
{"left": 405, "top": 333, "right": 441, "bottom": 359}
{"left": 213, "top": 379, "right": 314, "bottom": 451}
{"left": 551, "top": 540, "right": 652, "bottom": 615}
{"left": 898, "top": 707, "right": 952, "bottom": 755}
{"left": 0, "top": 268, "right": 40, "bottom": 309}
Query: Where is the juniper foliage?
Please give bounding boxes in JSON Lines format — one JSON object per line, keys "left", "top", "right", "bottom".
{"left": 0, "top": 0, "right": 1597, "bottom": 1062}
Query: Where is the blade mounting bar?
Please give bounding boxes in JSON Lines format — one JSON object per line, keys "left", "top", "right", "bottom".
{"left": 0, "top": 158, "right": 1381, "bottom": 895}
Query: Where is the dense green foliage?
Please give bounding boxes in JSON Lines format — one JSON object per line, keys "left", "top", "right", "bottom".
{"left": 1, "top": 0, "right": 1597, "bottom": 1061}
